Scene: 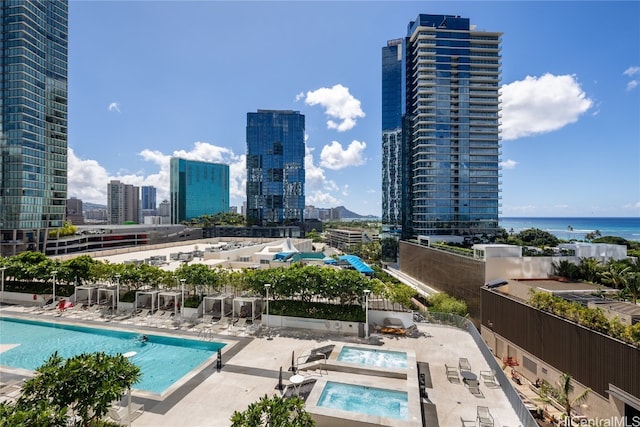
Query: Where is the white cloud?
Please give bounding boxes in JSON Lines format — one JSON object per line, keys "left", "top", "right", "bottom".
{"left": 623, "top": 66, "right": 639, "bottom": 91}
{"left": 319, "top": 140, "right": 366, "bottom": 170}
{"left": 303, "top": 84, "right": 365, "bottom": 131}
{"left": 500, "top": 159, "right": 518, "bottom": 169}
{"left": 304, "top": 146, "right": 342, "bottom": 207}
{"left": 67, "top": 142, "right": 246, "bottom": 206}
{"left": 501, "top": 73, "right": 593, "bottom": 141}
{"left": 107, "top": 102, "right": 120, "bottom": 113}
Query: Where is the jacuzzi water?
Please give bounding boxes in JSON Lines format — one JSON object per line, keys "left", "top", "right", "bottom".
{"left": 337, "top": 346, "right": 407, "bottom": 369}
{"left": 317, "top": 381, "right": 408, "bottom": 420}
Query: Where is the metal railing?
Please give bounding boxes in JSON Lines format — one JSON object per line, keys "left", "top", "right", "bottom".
{"left": 416, "top": 310, "right": 538, "bottom": 427}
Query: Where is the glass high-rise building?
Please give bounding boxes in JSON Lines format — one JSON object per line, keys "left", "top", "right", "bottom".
{"left": 382, "top": 14, "right": 502, "bottom": 239}
{"left": 246, "top": 110, "right": 305, "bottom": 227}
{"left": 0, "top": 0, "right": 68, "bottom": 255}
{"left": 170, "top": 158, "right": 229, "bottom": 224}
{"left": 141, "top": 185, "right": 157, "bottom": 219}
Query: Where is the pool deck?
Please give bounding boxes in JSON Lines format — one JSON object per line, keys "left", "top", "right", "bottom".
{"left": 1, "top": 305, "right": 525, "bottom": 427}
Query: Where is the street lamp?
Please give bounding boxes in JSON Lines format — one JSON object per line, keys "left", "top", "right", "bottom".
{"left": 180, "top": 278, "right": 186, "bottom": 321}
{"left": 364, "top": 289, "right": 371, "bottom": 339}
{"left": 122, "top": 351, "right": 137, "bottom": 427}
{"left": 115, "top": 274, "right": 121, "bottom": 312}
{"left": 264, "top": 283, "right": 272, "bottom": 340}
{"left": 0, "top": 267, "right": 7, "bottom": 306}
{"left": 51, "top": 270, "right": 58, "bottom": 303}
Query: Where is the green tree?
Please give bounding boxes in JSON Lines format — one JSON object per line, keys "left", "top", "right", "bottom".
{"left": 513, "top": 228, "right": 559, "bottom": 247}
{"left": 230, "top": 394, "right": 315, "bottom": 427}
{"left": 305, "top": 229, "right": 323, "bottom": 243}
{"left": 599, "top": 261, "right": 630, "bottom": 290}
{"left": 551, "top": 373, "right": 591, "bottom": 421}
{"left": 8, "top": 352, "right": 139, "bottom": 426}
{"left": 427, "top": 293, "right": 468, "bottom": 317}
{"left": 577, "top": 257, "right": 602, "bottom": 283}
{"left": 0, "top": 400, "right": 70, "bottom": 427}
{"left": 552, "top": 260, "right": 578, "bottom": 280}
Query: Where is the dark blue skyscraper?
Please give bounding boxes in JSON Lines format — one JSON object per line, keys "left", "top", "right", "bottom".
{"left": 141, "top": 186, "right": 157, "bottom": 216}
{"left": 246, "top": 110, "right": 305, "bottom": 226}
{"left": 381, "top": 39, "right": 405, "bottom": 228}
{"left": 383, "top": 14, "right": 502, "bottom": 239}
{"left": 0, "top": 0, "right": 69, "bottom": 255}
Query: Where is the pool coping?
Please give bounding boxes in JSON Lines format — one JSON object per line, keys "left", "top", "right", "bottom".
{"left": 300, "top": 342, "right": 421, "bottom": 427}
{"left": 0, "top": 311, "right": 251, "bottom": 409}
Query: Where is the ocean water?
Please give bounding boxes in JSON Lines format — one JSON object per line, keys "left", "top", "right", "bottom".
{"left": 499, "top": 217, "right": 640, "bottom": 242}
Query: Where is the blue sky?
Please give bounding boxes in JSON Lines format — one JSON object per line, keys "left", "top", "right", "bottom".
{"left": 67, "top": 1, "right": 640, "bottom": 218}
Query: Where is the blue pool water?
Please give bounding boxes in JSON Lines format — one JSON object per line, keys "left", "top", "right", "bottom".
{"left": 318, "top": 381, "right": 408, "bottom": 420}
{"left": 337, "top": 346, "right": 407, "bottom": 369}
{"left": 0, "top": 317, "right": 225, "bottom": 394}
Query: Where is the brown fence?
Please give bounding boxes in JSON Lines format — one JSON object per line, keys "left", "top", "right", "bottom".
{"left": 481, "top": 287, "right": 640, "bottom": 399}
{"left": 399, "top": 241, "right": 485, "bottom": 321}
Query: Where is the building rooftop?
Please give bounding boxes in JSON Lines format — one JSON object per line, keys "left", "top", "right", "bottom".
{"left": 0, "top": 308, "right": 527, "bottom": 427}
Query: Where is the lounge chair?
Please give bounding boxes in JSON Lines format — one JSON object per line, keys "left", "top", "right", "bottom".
{"left": 234, "top": 318, "right": 247, "bottom": 329}
{"left": 107, "top": 403, "right": 144, "bottom": 424}
{"left": 129, "top": 309, "right": 150, "bottom": 324}
{"left": 445, "top": 364, "right": 460, "bottom": 383}
{"left": 111, "top": 309, "right": 134, "bottom": 322}
{"left": 458, "top": 357, "right": 471, "bottom": 372}
{"left": 477, "top": 406, "right": 494, "bottom": 427}
{"left": 467, "top": 381, "right": 484, "bottom": 398}
{"left": 480, "top": 369, "right": 498, "bottom": 387}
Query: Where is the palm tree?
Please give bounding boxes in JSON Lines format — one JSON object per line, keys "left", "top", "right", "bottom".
{"left": 552, "top": 373, "right": 591, "bottom": 421}
{"left": 599, "top": 262, "right": 631, "bottom": 290}
{"left": 623, "top": 272, "right": 640, "bottom": 304}
{"left": 567, "top": 225, "right": 573, "bottom": 240}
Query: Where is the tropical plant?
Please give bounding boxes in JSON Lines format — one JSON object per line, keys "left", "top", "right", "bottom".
{"left": 5, "top": 352, "right": 139, "bottom": 426}
{"left": 599, "top": 261, "right": 631, "bottom": 289}
{"left": 577, "top": 257, "right": 602, "bottom": 283}
{"left": 230, "top": 394, "right": 315, "bottom": 427}
{"left": 550, "top": 373, "right": 591, "bottom": 421}
{"left": 426, "top": 293, "right": 468, "bottom": 317}
{"left": 552, "top": 260, "right": 578, "bottom": 280}
{"left": 512, "top": 228, "right": 559, "bottom": 247}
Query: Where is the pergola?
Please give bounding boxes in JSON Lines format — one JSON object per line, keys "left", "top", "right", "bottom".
{"left": 202, "top": 294, "right": 233, "bottom": 319}
{"left": 135, "top": 290, "right": 160, "bottom": 312}
{"left": 157, "top": 291, "right": 181, "bottom": 317}
{"left": 75, "top": 285, "right": 98, "bottom": 306}
{"left": 97, "top": 287, "right": 117, "bottom": 312}
{"left": 232, "top": 296, "right": 263, "bottom": 322}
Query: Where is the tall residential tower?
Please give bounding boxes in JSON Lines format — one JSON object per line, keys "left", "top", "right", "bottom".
{"left": 383, "top": 14, "right": 502, "bottom": 239}
{"left": 246, "top": 110, "right": 305, "bottom": 227}
{"left": 170, "top": 158, "right": 229, "bottom": 224}
{"left": 0, "top": 0, "right": 69, "bottom": 255}
{"left": 107, "top": 180, "right": 139, "bottom": 225}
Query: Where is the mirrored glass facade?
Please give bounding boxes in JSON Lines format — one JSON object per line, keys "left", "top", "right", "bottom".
{"left": 383, "top": 14, "right": 502, "bottom": 239}
{"left": 246, "top": 110, "right": 305, "bottom": 226}
{"left": 0, "top": 0, "right": 68, "bottom": 255}
{"left": 170, "top": 158, "right": 229, "bottom": 224}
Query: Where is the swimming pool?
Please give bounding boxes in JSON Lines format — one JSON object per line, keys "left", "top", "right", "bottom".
{"left": 337, "top": 346, "right": 407, "bottom": 369}
{"left": 0, "top": 317, "right": 225, "bottom": 394}
{"left": 317, "top": 381, "right": 408, "bottom": 420}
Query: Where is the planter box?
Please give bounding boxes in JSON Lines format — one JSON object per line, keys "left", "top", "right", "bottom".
{"left": 264, "top": 314, "right": 361, "bottom": 336}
